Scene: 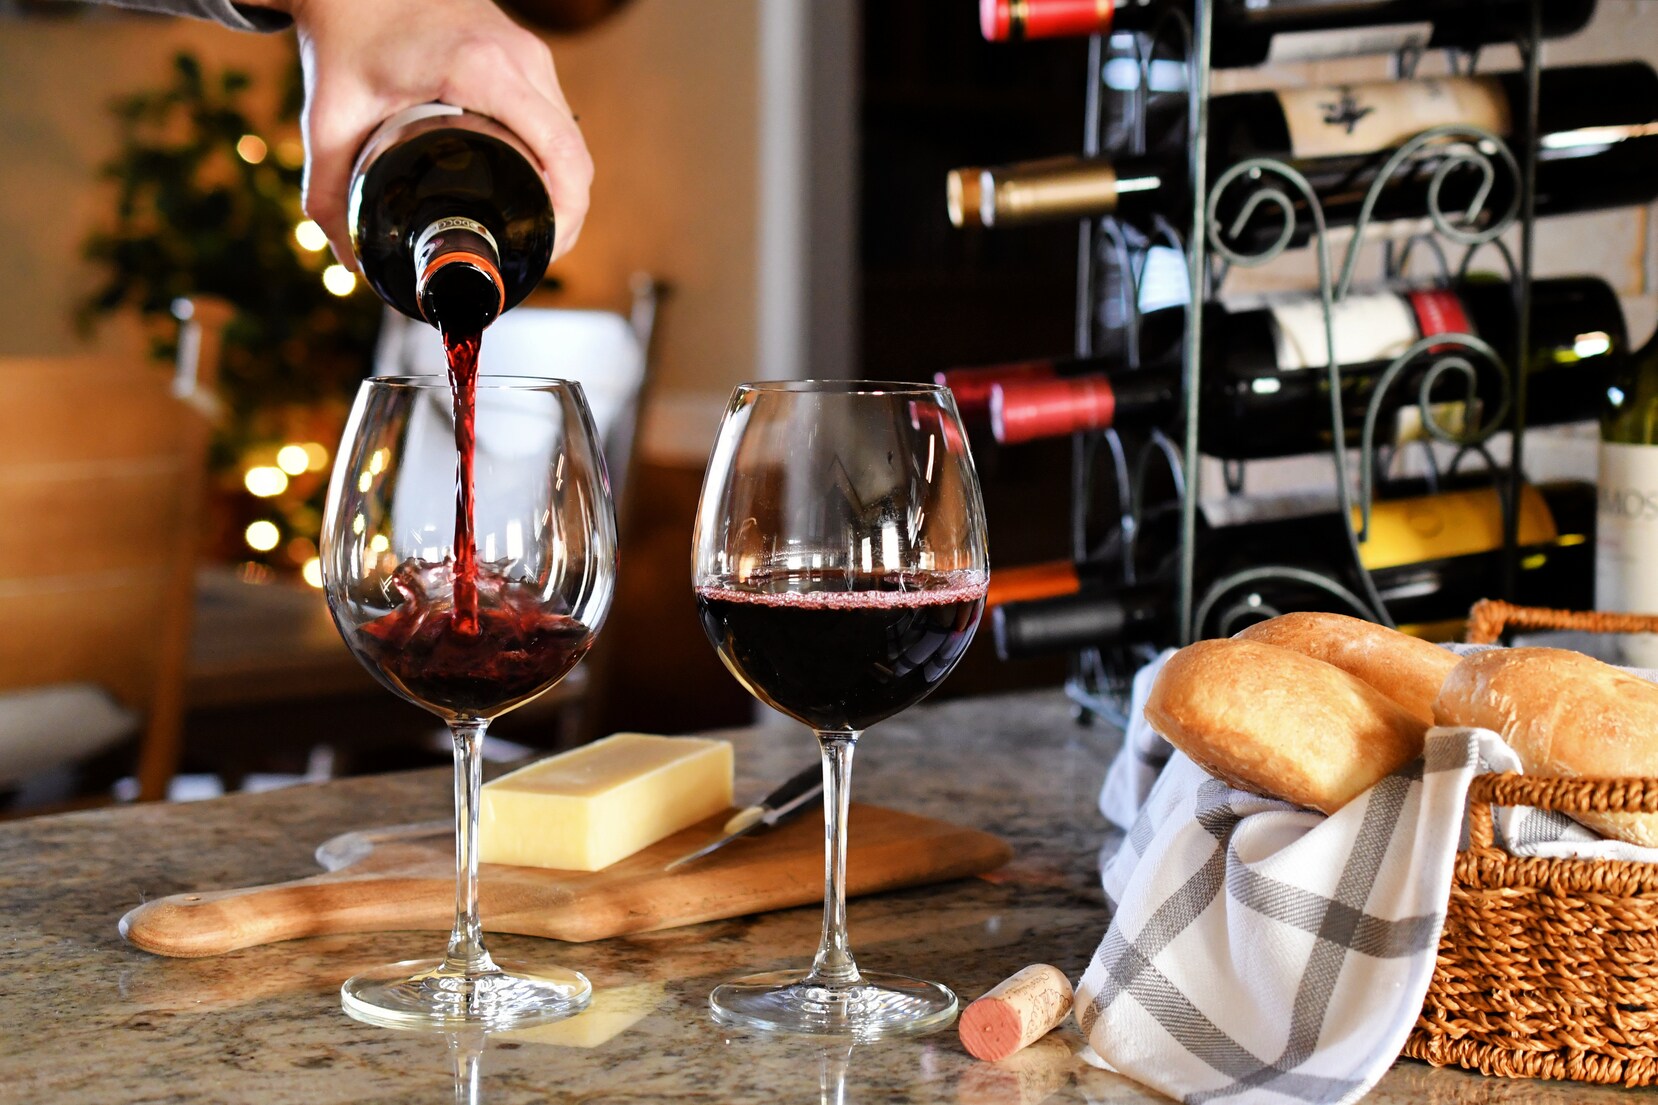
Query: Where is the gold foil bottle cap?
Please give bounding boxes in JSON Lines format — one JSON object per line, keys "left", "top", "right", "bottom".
{"left": 983, "top": 157, "right": 1118, "bottom": 227}
{"left": 947, "top": 168, "right": 986, "bottom": 228}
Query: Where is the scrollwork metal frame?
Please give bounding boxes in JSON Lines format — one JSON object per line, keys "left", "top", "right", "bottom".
{"left": 1063, "top": 2, "right": 1543, "bottom": 721}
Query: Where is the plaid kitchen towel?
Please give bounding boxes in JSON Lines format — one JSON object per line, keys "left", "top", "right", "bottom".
{"left": 1077, "top": 647, "right": 1658, "bottom": 1105}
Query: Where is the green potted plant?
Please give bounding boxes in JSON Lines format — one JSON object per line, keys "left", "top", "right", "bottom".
{"left": 80, "top": 51, "right": 382, "bottom": 579}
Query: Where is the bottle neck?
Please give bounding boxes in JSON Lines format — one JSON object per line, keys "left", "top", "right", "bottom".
{"left": 992, "top": 582, "right": 1169, "bottom": 658}
{"left": 414, "top": 217, "right": 507, "bottom": 334}
{"left": 990, "top": 366, "right": 1181, "bottom": 444}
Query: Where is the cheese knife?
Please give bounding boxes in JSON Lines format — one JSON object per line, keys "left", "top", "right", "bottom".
{"left": 663, "top": 764, "right": 823, "bottom": 871}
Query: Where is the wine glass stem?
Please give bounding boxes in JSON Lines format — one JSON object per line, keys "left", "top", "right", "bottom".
{"left": 808, "top": 731, "right": 862, "bottom": 988}
{"left": 445, "top": 719, "right": 497, "bottom": 976}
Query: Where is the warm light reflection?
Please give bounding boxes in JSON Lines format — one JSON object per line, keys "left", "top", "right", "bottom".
{"left": 276, "top": 444, "right": 311, "bottom": 475}
{"left": 236, "top": 134, "right": 268, "bottom": 164}
{"left": 1574, "top": 332, "right": 1612, "bottom": 358}
{"left": 369, "top": 534, "right": 390, "bottom": 553}
{"left": 301, "top": 557, "right": 324, "bottom": 588}
{"left": 352, "top": 513, "right": 366, "bottom": 535}
{"left": 323, "top": 264, "right": 357, "bottom": 297}
{"left": 245, "top": 520, "right": 281, "bottom": 552}
{"left": 244, "top": 466, "right": 289, "bottom": 497}
{"left": 294, "top": 220, "right": 329, "bottom": 253}
{"left": 369, "top": 449, "right": 388, "bottom": 475}
{"left": 286, "top": 536, "right": 318, "bottom": 563}
{"left": 357, "top": 471, "right": 374, "bottom": 493}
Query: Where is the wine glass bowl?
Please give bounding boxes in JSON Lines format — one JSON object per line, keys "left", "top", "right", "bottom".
{"left": 321, "top": 375, "right": 616, "bottom": 1029}
{"left": 692, "top": 381, "right": 989, "bottom": 1038}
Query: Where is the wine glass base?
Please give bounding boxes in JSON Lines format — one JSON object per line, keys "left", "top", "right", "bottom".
{"left": 341, "top": 958, "right": 591, "bottom": 1031}
{"left": 710, "top": 969, "right": 958, "bottom": 1039}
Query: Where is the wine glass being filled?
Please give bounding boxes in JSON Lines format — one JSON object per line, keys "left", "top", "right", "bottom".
{"left": 320, "top": 374, "right": 617, "bottom": 1030}
{"left": 692, "top": 380, "right": 990, "bottom": 1038}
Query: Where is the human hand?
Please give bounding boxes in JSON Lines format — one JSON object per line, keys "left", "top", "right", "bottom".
{"left": 284, "top": 0, "right": 592, "bottom": 268}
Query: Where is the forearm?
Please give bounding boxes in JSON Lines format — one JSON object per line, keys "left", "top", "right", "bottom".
{"left": 89, "top": 0, "right": 292, "bottom": 32}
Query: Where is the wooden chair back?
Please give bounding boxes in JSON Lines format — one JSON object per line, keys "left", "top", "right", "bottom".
{"left": 0, "top": 299, "right": 223, "bottom": 800}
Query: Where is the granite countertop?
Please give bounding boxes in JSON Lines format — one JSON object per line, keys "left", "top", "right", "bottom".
{"left": 0, "top": 690, "right": 1646, "bottom": 1103}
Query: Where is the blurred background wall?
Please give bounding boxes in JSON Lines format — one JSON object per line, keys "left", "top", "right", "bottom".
{"left": 1, "top": 0, "right": 1656, "bottom": 784}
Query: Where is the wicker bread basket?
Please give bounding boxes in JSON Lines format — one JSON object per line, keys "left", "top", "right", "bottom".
{"left": 1400, "top": 600, "right": 1658, "bottom": 1086}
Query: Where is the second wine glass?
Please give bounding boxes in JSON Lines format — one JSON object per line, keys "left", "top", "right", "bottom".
{"left": 692, "top": 380, "right": 989, "bottom": 1037}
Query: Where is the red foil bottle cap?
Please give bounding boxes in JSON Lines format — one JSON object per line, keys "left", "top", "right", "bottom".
{"left": 936, "top": 360, "right": 1057, "bottom": 419}
{"left": 1406, "top": 288, "right": 1473, "bottom": 354}
{"left": 982, "top": 0, "right": 1117, "bottom": 42}
{"left": 991, "top": 376, "right": 1117, "bottom": 444}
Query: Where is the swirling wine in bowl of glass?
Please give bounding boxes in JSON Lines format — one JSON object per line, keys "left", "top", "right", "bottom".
{"left": 321, "top": 368, "right": 616, "bottom": 1030}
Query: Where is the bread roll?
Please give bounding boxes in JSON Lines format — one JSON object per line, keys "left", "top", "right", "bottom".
{"left": 1434, "top": 647, "right": 1658, "bottom": 846}
{"left": 1235, "top": 611, "right": 1457, "bottom": 728}
{"left": 1146, "top": 638, "right": 1428, "bottom": 813}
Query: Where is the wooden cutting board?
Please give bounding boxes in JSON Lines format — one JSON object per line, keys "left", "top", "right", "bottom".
{"left": 120, "top": 803, "right": 1012, "bottom": 958}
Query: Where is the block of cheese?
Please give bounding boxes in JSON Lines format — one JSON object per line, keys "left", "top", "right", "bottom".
{"left": 479, "top": 734, "right": 734, "bottom": 871}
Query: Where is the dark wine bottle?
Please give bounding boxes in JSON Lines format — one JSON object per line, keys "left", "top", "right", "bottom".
{"left": 348, "top": 104, "right": 554, "bottom": 334}
{"left": 980, "top": 0, "right": 1595, "bottom": 68}
{"left": 947, "top": 64, "right": 1658, "bottom": 248}
{"left": 992, "top": 480, "right": 1596, "bottom": 654}
{"left": 962, "top": 277, "right": 1623, "bottom": 459}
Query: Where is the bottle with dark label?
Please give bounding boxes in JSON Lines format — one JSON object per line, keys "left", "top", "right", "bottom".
{"left": 348, "top": 104, "right": 554, "bottom": 335}
{"left": 946, "top": 64, "right": 1658, "bottom": 247}
{"left": 942, "top": 277, "right": 1624, "bottom": 459}
{"left": 992, "top": 480, "right": 1596, "bottom": 653}
{"left": 980, "top": 0, "right": 1596, "bottom": 69}
{"left": 1597, "top": 327, "right": 1658, "bottom": 664}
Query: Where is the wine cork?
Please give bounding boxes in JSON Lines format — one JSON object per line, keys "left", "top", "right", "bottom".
{"left": 959, "top": 963, "right": 1074, "bottom": 1062}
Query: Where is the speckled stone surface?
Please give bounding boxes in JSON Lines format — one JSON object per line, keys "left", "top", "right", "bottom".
{"left": 0, "top": 690, "right": 1651, "bottom": 1103}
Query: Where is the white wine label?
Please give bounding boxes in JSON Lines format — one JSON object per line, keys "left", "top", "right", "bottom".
{"left": 1277, "top": 76, "right": 1510, "bottom": 160}
{"left": 1270, "top": 292, "right": 1417, "bottom": 371}
{"left": 1596, "top": 442, "right": 1658, "bottom": 665}
{"left": 1201, "top": 487, "right": 1339, "bottom": 529}
{"left": 1265, "top": 23, "right": 1434, "bottom": 65}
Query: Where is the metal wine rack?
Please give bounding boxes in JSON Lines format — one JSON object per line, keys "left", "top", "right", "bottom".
{"left": 1064, "top": 3, "right": 1545, "bottom": 725}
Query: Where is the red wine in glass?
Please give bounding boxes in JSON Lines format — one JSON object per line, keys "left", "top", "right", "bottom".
{"left": 348, "top": 323, "right": 598, "bottom": 719}
{"left": 446, "top": 328, "right": 483, "bottom": 634}
{"left": 695, "top": 572, "right": 986, "bottom": 732}
{"left": 349, "top": 558, "right": 593, "bottom": 718}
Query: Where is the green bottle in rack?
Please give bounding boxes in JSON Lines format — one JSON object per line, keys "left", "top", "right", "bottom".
{"left": 1597, "top": 326, "right": 1658, "bottom": 665}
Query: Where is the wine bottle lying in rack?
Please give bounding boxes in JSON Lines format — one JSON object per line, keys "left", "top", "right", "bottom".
{"left": 980, "top": 0, "right": 1595, "bottom": 69}
{"left": 947, "top": 63, "right": 1658, "bottom": 246}
{"left": 992, "top": 481, "right": 1595, "bottom": 652}
{"left": 957, "top": 277, "right": 1624, "bottom": 459}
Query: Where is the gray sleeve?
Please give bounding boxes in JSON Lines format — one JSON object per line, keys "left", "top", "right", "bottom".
{"left": 90, "top": 0, "right": 292, "bottom": 32}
